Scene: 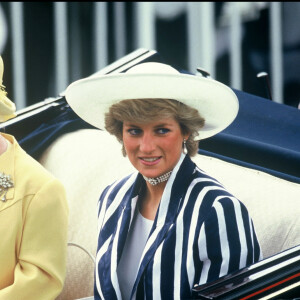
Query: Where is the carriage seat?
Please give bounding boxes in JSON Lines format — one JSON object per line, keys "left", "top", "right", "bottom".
{"left": 38, "top": 128, "right": 300, "bottom": 300}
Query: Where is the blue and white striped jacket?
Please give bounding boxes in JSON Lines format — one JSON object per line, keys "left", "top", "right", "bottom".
{"left": 94, "top": 154, "right": 262, "bottom": 299}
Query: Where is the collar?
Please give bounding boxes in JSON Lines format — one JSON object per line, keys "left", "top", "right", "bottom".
{"left": 130, "top": 153, "right": 197, "bottom": 297}
{"left": 153, "top": 153, "right": 195, "bottom": 227}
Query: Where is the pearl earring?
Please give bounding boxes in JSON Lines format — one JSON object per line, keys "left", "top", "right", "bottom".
{"left": 183, "top": 139, "right": 188, "bottom": 154}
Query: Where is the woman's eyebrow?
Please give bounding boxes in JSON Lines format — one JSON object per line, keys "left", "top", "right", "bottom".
{"left": 123, "top": 122, "right": 174, "bottom": 128}
{"left": 154, "top": 123, "right": 174, "bottom": 128}
{"left": 123, "top": 123, "right": 140, "bottom": 127}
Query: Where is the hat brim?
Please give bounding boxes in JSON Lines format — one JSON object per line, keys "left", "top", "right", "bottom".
{"left": 65, "top": 72, "right": 239, "bottom": 140}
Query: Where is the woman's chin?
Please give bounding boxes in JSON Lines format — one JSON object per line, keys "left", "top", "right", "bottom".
{"left": 141, "top": 168, "right": 170, "bottom": 179}
{"left": 141, "top": 172, "right": 160, "bottom": 178}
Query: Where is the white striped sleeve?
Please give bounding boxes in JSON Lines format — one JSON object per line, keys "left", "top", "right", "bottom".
{"left": 214, "top": 201, "right": 230, "bottom": 277}
{"left": 187, "top": 185, "right": 226, "bottom": 287}
{"left": 95, "top": 235, "right": 113, "bottom": 299}
{"left": 110, "top": 208, "right": 126, "bottom": 300}
{"left": 231, "top": 197, "right": 248, "bottom": 268}
{"left": 198, "top": 222, "right": 211, "bottom": 285}
{"left": 173, "top": 219, "right": 183, "bottom": 297}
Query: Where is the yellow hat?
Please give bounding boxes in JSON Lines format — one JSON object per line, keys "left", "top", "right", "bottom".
{"left": 0, "top": 56, "right": 16, "bottom": 122}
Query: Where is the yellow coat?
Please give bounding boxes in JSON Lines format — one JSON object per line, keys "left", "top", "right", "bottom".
{"left": 0, "top": 133, "right": 69, "bottom": 300}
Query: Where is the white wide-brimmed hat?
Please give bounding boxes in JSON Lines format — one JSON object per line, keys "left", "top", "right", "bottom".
{"left": 65, "top": 62, "right": 239, "bottom": 140}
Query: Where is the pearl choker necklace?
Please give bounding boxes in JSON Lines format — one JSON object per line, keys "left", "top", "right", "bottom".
{"left": 143, "top": 171, "right": 172, "bottom": 186}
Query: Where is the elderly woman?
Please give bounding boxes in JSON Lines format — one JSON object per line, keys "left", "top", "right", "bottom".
{"left": 65, "top": 62, "right": 262, "bottom": 300}
{"left": 0, "top": 56, "right": 69, "bottom": 300}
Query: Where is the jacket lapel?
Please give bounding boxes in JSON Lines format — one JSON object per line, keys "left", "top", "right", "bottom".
{"left": 96, "top": 172, "right": 142, "bottom": 299}
{"left": 130, "top": 154, "right": 196, "bottom": 298}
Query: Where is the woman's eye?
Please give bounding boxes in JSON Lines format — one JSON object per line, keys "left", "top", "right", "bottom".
{"left": 127, "top": 128, "right": 141, "bottom": 135}
{"left": 157, "top": 128, "right": 170, "bottom": 134}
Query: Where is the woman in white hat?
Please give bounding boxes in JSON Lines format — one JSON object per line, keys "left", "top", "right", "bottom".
{"left": 66, "top": 62, "right": 262, "bottom": 300}
{"left": 0, "top": 56, "right": 69, "bottom": 300}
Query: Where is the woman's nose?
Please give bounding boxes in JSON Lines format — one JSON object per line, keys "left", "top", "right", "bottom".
{"left": 139, "top": 133, "right": 155, "bottom": 153}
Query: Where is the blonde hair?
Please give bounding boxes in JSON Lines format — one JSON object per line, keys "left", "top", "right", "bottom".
{"left": 105, "top": 98, "right": 205, "bottom": 156}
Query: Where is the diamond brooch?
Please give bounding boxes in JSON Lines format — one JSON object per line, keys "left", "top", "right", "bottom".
{"left": 0, "top": 172, "right": 14, "bottom": 202}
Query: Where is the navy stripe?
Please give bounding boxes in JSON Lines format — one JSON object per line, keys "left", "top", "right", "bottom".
{"left": 252, "top": 220, "right": 262, "bottom": 261}
{"left": 97, "top": 208, "right": 120, "bottom": 248}
{"left": 221, "top": 197, "right": 241, "bottom": 273}
{"left": 116, "top": 204, "right": 133, "bottom": 263}
{"left": 105, "top": 174, "right": 133, "bottom": 208}
{"left": 241, "top": 202, "right": 255, "bottom": 265}
{"left": 145, "top": 259, "right": 154, "bottom": 300}
{"left": 136, "top": 276, "right": 145, "bottom": 300}
{"left": 205, "top": 208, "right": 223, "bottom": 283}
{"left": 198, "top": 189, "right": 228, "bottom": 220}
{"left": 160, "top": 228, "right": 176, "bottom": 299}
{"left": 94, "top": 155, "right": 262, "bottom": 299}
{"left": 165, "top": 155, "right": 196, "bottom": 225}
{"left": 97, "top": 185, "right": 110, "bottom": 217}
{"left": 96, "top": 243, "right": 118, "bottom": 300}
{"left": 180, "top": 184, "right": 202, "bottom": 295}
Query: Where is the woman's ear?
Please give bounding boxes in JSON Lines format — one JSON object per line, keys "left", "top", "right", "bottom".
{"left": 184, "top": 133, "right": 191, "bottom": 141}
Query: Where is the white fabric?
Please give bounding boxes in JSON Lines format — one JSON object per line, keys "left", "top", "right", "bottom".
{"left": 117, "top": 208, "right": 153, "bottom": 300}
{"left": 64, "top": 62, "right": 239, "bottom": 140}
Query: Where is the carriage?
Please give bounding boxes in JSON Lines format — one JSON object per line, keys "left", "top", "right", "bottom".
{"left": 2, "top": 49, "right": 300, "bottom": 300}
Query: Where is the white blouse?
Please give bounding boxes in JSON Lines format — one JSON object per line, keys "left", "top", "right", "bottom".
{"left": 117, "top": 208, "right": 153, "bottom": 300}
